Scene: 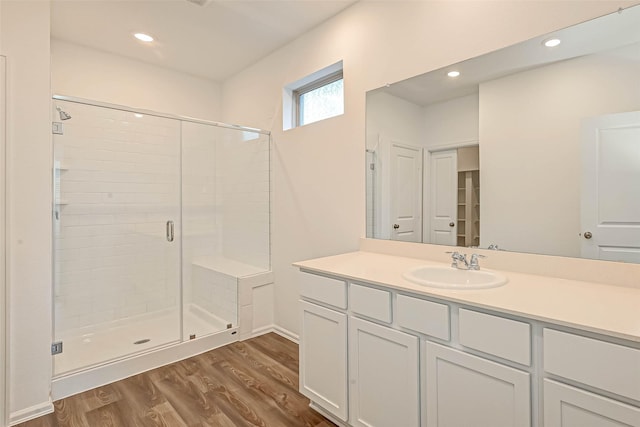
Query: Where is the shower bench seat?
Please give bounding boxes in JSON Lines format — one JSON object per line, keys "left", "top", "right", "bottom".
{"left": 190, "top": 255, "right": 274, "bottom": 341}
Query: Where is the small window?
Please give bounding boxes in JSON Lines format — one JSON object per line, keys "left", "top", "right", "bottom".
{"left": 283, "top": 61, "right": 344, "bottom": 130}
{"left": 295, "top": 71, "right": 343, "bottom": 127}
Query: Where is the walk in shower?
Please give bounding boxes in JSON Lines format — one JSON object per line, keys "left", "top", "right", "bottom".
{"left": 52, "top": 97, "right": 270, "bottom": 385}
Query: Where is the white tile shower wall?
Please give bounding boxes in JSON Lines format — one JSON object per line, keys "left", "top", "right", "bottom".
{"left": 54, "top": 101, "right": 182, "bottom": 333}
{"left": 216, "top": 132, "right": 270, "bottom": 269}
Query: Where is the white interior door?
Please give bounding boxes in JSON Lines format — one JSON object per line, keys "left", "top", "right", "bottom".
{"left": 389, "top": 142, "right": 422, "bottom": 242}
{"left": 582, "top": 111, "right": 640, "bottom": 262}
{"left": 428, "top": 149, "right": 458, "bottom": 245}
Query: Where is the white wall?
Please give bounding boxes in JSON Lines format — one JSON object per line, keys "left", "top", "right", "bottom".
{"left": 366, "top": 91, "right": 423, "bottom": 149}
{"left": 52, "top": 40, "right": 222, "bottom": 120}
{"left": 480, "top": 45, "right": 640, "bottom": 257}
{"left": 0, "top": 1, "right": 53, "bottom": 423}
{"left": 423, "top": 93, "right": 479, "bottom": 147}
{"left": 221, "top": 0, "right": 637, "bottom": 337}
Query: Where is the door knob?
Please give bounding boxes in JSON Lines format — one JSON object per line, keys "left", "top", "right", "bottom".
{"left": 393, "top": 224, "right": 400, "bottom": 229}
{"left": 449, "top": 222, "right": 455, "bottom": 227}
{"left": 583, "top": 231, "right": 592, "bottom": 239}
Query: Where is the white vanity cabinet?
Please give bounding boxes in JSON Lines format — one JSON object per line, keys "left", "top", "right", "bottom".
{"left": 425, "top": 309, "right": 532, "bottom": 427}
{"left": 543, "top": 328, "right": 640, "bottom": 427}
{"left": 425, "top": 342, "right": 531, "bottom": 427}
{"left": 297, "top": 268, "right": 640, "bottom": 427}
{"left": 347, "top": 283, "right": 421, "bottom": 426}
{"left": 544, "top": 380, "right": 640, "bottom": 427}
{"left": 349, "top": 316, "right": 420, "bottom": 427}
{"left": 299, "top": 274, "right": 349, "bottom": 421}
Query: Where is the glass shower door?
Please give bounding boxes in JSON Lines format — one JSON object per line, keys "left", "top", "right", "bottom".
{"left": 52, "top": 99, "right": 182, "bottom": 375}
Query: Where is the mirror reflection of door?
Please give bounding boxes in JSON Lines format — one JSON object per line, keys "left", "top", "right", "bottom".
{"left": 581, "top": 111, "right": 640, "bottom": 262}
{"left": 425, "top": 146, "right": 480, "bottom": 247}
{"left": 427, "top": 149, "right": 458, "bottom": 245}
{"left": 390, "top": 142, "right": 423, "bottom": 242}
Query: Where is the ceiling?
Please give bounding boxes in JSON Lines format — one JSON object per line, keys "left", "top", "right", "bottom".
{"left": 51, "top": 0, "right": 358, "bottom": 82}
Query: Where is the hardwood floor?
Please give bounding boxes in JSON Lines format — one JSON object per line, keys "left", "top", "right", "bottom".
{"left": 17, "top": 333, "right": 335, "bottom": 427}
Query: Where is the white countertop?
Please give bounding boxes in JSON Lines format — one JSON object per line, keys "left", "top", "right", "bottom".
{"left": 294, "top": 251, "right": 640, "bottom": 343}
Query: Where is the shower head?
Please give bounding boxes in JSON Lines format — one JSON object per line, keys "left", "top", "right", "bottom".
{"left": 56, "top": 106, "right": 72, "bottom": 120}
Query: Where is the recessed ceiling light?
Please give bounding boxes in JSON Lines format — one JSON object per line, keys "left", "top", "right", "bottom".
{"left": 134, "top": 113, "right": 144, "bottom": 118}
{"left": 134, "top": 33, "right": 154, "bottom": 43}
{"left": 543, "top": 38, "right": 561, "bottom": 48}
{"left": 447, "top": 71, "right": 460, "bottom": 78}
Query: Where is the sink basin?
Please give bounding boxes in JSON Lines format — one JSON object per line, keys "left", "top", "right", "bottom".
{"left": 402, "top": 266, "right": 507, "bottom": 289}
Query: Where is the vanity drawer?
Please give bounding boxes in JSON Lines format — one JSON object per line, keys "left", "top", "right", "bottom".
{"left": 396, "top": 294, "right": 450, "bottom": 340}
{"left": 544, "top": 328, "right": 640, "bottom": 401}
{"left": 459, "top": 309, "right": 531, "bottom": 365}
{"left": 300, "top": 272, "right": 347, "bottom": 309}
{"left": 349, "top": 283, "right": 392, "bottom": 323}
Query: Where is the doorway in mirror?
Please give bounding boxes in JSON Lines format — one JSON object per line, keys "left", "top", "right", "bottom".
{"left": 457, "top": 147, "right": 480, "bottom": 247}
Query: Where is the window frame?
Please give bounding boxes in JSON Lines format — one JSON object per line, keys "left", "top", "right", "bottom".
{"left": 293, "top": 69, "right": 344, "bottom": 127}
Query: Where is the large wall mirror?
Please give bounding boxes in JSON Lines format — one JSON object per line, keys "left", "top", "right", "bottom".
{"left": 366, "top": 5, "right": 640, "bottom": 263}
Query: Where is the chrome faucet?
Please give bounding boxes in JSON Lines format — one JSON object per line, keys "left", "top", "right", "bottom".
{"left": 447, "top": 251, "right": 486, "bottom": 270}
{"left": 447, "top": 251, "right": 469, "bottom": 269}
{"left": 469, "top": 253, "right": 486, "bottom": 270}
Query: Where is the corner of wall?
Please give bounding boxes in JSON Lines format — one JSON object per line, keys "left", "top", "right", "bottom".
{"left": 2, "top": 0, "right": 53, "bottom": 420}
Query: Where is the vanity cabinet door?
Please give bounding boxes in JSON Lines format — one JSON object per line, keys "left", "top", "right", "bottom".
{"left": 544, "top": 379, "right": 640, "bottom": 427}
{"left": 425, "top": 342, "right": 530, "bottom": 427}
{"left": 299, "top": 300, "right": 348, "bottom": 421}
{"left": 349, "top": 316, "right": 420, "bottom": 427}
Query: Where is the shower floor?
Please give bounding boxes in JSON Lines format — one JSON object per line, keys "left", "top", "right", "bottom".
{"left": 54, "top": 305, "right": 229, "bottom": 376}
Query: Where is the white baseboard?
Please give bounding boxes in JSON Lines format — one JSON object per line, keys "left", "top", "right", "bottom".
{"left": 250, "top": 324, "right": 299, "bottom": 344}
{"left": 9, "top": 400, "right": 54, "bottom": 426}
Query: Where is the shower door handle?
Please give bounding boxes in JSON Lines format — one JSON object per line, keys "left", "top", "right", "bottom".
{"left": 166, "top": 220, "right": 174, "bottom": 242}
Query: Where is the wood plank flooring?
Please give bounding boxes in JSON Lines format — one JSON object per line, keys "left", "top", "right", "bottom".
{"left": 17, "top": 333, "right": 335, "bottom": 427}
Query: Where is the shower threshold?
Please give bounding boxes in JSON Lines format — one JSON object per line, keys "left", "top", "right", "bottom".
{"left": 52, "top": 324, "right": 237, "bottom": 401}
{"left": 53, "top": 304, "right": 229, "bottom": 377}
